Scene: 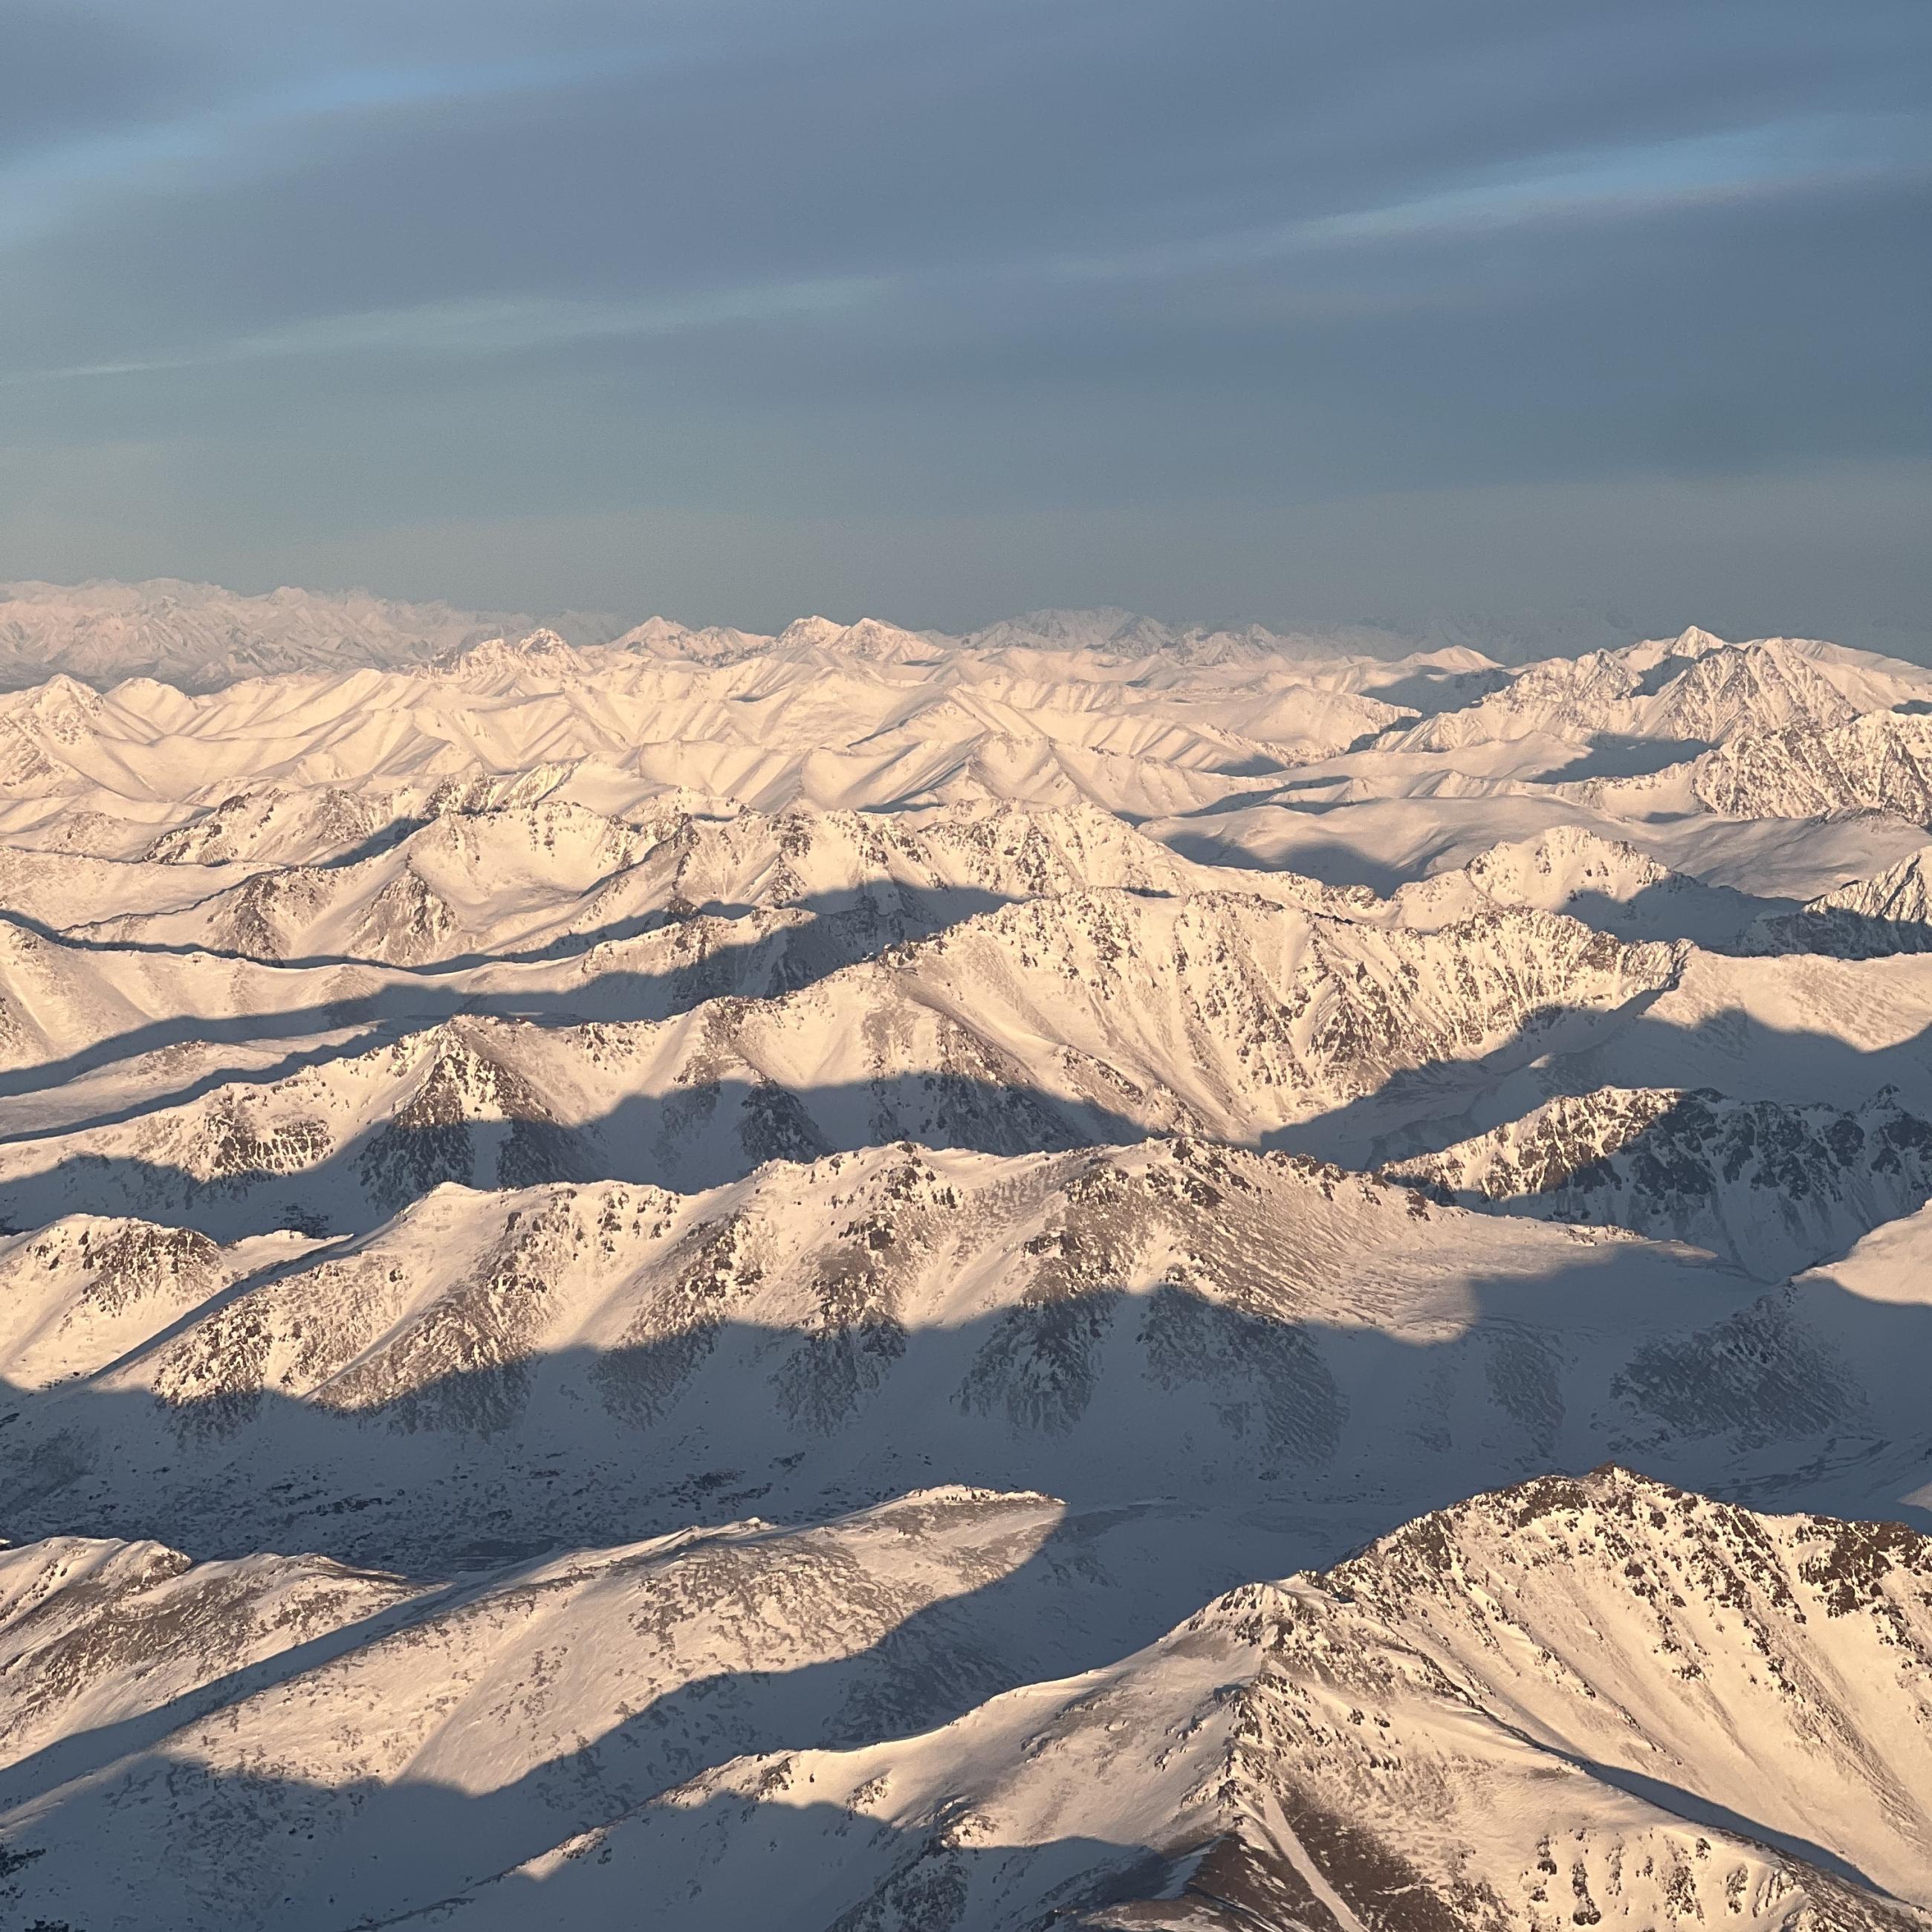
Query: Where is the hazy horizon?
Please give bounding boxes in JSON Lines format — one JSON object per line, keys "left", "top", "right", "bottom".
{"left": 10, "top": 568, "right": 1931, "bottom": 670}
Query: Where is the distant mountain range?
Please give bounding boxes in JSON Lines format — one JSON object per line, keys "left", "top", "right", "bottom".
{"left": 4, "top": 595, "right": 1932, "bottom": 1927}
{"left": 0, "top": 577, "right": 1792, "bottom": 693}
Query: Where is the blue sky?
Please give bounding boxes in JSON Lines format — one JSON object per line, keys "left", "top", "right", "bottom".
{"left": 2, "top": 0, "right": 1928, "bottom": 643}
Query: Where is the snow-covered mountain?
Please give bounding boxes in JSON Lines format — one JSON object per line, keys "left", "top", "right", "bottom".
{"left": 0, "top": 625, "right": 1421, "bottom": 856}
{"left": 12, "top": 1134, "right": 1932, "bottom": 1705}
{"left": 1397, "top": 627, "right": 1867, "bottom": 752}
{"left": 1381, "top": 824, "right": 1783, "bottom": 947}
{"left": 1595, "top": 710, "right": 1932, "bottom": 827}
{"left": 10, "top": 1133, "right": 1878, "bottom": 1568}
{"left": 3, "top": 1470, "right": 1927, "bottom": 1931}
{"left": 0, "top": 577, "right": 609, "bottom": 690}
{"left": 407, "top": 1470, "right": 1932, "bottom": 1931}
{"left": 4, "top": 598, "right": 1932, "bottom": 1929}
{"left": 1384, "top": 1085, "right": 1932, "bottom": 1277}
{"left": 1744, "top": 846, "right": 1932, "bottom": 957}
{"left": 52, "top": 800, "right": 1303, "bottom": 965}
{"left": 0, "top": 892, "right": 1682, "bottom": 1231}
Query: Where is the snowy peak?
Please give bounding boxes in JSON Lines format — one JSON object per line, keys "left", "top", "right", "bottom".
{"left": 1811, "top": 846, "right": 1932, "bottom": 924}
{"left": 1661, "top": 621, "right": 1729, "bottom": 655}
{"left": 4, "top": 673, "right": 106, "bottom": 745}
{"left": 1398, "top": 632, "right": 1868, "bottom": 754}
{"left": 1391, "top": 826, "right": 1685, "bottom": 931}
{"left": 1641, "top": 636, "right": 1861, "bottom": 742}
{"left": 0, "top": 1216, "right": 233, "bottom": 1387}
{"left": 429, "top": 626, "right": 592, "bottom": 686}
{"left": 1745, "top": 846, "right": 1932, "bottom": 957}
{"left": 771, "top": 614, "right": 950, "bottom": 664}
{"left": 100, "top": 799, "right": 655, "bottom": 963}
{"left": 1243, "top": 1467, "right": 1932, "bottom": 1917}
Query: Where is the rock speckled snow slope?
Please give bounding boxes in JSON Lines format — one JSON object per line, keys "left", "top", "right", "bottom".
{"left": 0, "top": 893, "right": 1681, "bottom": 1225}
{"left": 1384, "top": 825, "right": 1779, "bottom": 947}
{"left": 1745, "top": 846, "right": 1932, "bottom": 957}
{"left": 0, "top": 1141, "right": 1734, "bottom": 1557}
{"left": 3, "top": 1138, "right": 1927, "bottom": 1575}
{"left": 0, "top": 1488, "right": 1246, "bottom": 1931}
{"left": 4, "top": 1471, "right": 1926, "bottom": 1931}
{"left": 1593, "top": 713, "right": 1932, "bottom": 827}
{"left": 7, "top": 600, "right": 1932, "bottom": 1929}
{"left": 415, "top": 1471, "right": 1932, "bottom": 1932}
{"left": 1383, "top": 1086, "right": 1932, "bottom": 1277}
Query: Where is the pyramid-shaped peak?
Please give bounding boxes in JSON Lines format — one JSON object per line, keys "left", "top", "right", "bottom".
{"left": 17, "top": 672, "right": 103, "bottom": 712}
{"left": 1670, "top": 623, "right": 1731, "bottom": 655}
{"left": 774, "top": 615, "right": 846, "bottom": 650}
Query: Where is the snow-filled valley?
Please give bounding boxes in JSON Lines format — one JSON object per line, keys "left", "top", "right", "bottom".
{"left": 4, "top": 598, "right": 1932, "bottom": 1928}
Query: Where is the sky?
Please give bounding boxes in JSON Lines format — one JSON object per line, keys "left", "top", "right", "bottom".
{"left": 2, "top": 0, "right": 1929, "bottom": 646}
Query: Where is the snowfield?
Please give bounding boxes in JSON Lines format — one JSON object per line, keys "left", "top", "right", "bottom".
{"left": 2, "top": 597, "right": 1931, "bottom": 1928}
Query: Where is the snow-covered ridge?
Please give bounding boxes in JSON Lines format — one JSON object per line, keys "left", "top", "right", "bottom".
{"left": 0, "top": 581, "right": 1447, "bottom": 693}
{"left": 3, "top": 1468, "right": 1927, "bottom": 1930}
{"left": 1744, "top": 845, "right": 1932, "bottom": 956}
{"left": 0, "top": 889, "right": 1683, "bottom": 1230}
{"left": 37, "top": 798, "right": 1322, "bottom": 965}
{"left": 1589, "top": 708, "right": 1932, "bottom": 827}
{"left": 7, "top": 593, "right": 1932, "bottom": 1929}
{"left": 1397, "top": 627, "right": 1869, "bottom": 751}
{"left": 1384, "top": 1083, "right": 1932, "bottom": 1277}
{"left": 1, "top": 1132, "right": 1923, "bottom": 1576}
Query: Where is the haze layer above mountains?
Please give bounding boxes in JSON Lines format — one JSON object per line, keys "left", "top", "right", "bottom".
{"left": 0, "top": 577, "right": 1650, "bottom": 695}
{"left": 4, "top": 585, "right": 1932, "bottom": 1928}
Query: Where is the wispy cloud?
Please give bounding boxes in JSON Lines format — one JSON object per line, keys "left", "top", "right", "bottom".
{"left": 1301, "top": 115, "right": 1931, "bottom": 244}
{"left": 1053, "top": 115, "right": 1932, "bottom": 282}
{"left": 0, "top": 45, "right": 641, "bottom": 249}
{"left": 4, "top": 279, "right": 884, "bottom": 386}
